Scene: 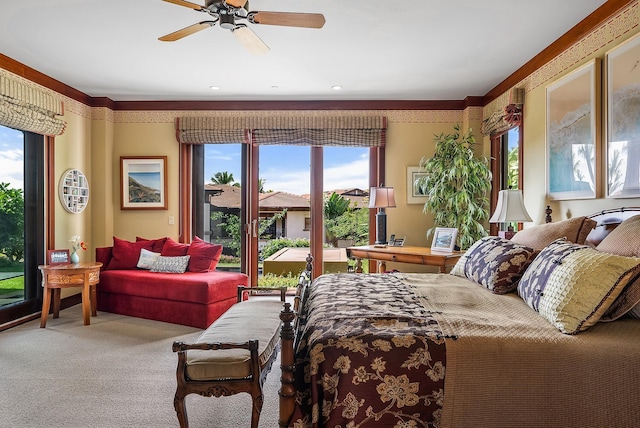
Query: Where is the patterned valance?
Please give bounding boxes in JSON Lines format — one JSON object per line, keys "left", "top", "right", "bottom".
{"left": 482, "top": 88, "right": 524, "bottom": 136}
{"left": 176, "top": 115, "right": 387, "bottom": 147}
{"left": 0, "top": 72, "right": 66, "bottom": 136}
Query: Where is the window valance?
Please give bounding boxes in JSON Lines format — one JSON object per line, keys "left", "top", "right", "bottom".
{"left": 176, "top": 115, "right": 387, "bottom": 147}
{"left": 0, "top": 72, "right": 66, "bottom": 136}
{"left": 482, "top": 88, "right": 524, "bottom": 136}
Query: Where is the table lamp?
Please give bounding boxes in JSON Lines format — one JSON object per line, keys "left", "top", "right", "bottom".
{"left": 369, "top": 186, "right": 396, "bottom": 245}
{"left": 489, "top": 189, "right": 532, "bottom": 239}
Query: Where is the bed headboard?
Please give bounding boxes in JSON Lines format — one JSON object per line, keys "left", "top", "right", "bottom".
{"left": 582, "top": 207, "right": 640, "bottom": 246}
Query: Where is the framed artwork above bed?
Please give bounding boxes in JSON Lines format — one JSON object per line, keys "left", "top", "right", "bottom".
{"left": 546, "top": 58, "right": 601, "bottom": 200}
{"left": 606, "top": 32, "right": 640, "bottom": 198}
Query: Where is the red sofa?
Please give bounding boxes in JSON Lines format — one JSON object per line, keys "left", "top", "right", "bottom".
{"left": 95, "top": 237, "right": 248, "bottom": 329}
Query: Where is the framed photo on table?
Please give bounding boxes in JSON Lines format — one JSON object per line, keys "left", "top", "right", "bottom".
{"left": 120, "top": 156, "right": 168, "bottom": 210}
{"left": 47, "top": 249, "right": 70, "bottom": 265}
{"left": 606, "top": 32, "right": 640, "bottom": 198}
{"left": 431, "top": 228, "right": 457, "bottom": 253}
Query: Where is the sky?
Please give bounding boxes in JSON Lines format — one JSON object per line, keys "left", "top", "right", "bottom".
{"left": 205, "top": 144, "right": 370, "bottom": 195}
{"left": 0, "top": 126, "right": 24, "bottom": 190}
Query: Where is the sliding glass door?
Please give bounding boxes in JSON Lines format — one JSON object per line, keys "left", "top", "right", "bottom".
{"left": 201, "top": 143, "right": 372, "bottom": 284}
{"left": 0, "top": 125, "right": 45, "bottom": 325}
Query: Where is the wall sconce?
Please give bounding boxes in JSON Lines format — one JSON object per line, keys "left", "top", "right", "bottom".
{"left": 489, "top": 189, "right": 532, "bottom": 239}
{"left": 369, "top": 186, "right": 396, "bottom": 245}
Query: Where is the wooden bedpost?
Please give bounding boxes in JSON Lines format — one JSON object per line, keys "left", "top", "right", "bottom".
{"left": 279, "top": 254, "right": 312, "bottom": 427}
{"left": 279, "top": 302, "right": 295, "bottom": 428}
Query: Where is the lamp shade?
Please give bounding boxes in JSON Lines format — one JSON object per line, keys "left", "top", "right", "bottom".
{"left": 368, "top": 187, "right": 396, "bottom": 209}
{"left": 489, "top": 189, "right": 533, "bottom": 223}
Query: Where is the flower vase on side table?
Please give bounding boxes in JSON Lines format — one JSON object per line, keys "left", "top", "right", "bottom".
{"left": 70, "top": 251, "right": 80, "bottom": 263}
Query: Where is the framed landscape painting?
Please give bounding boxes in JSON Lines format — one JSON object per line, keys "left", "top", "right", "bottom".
{"left": 606, "top": 32, "right": 640, "bottom": 198}
{"left": 546, "top": 59, "right": 600, "bottom": 200}
{"left": 120, "top": 156, "right": 168, "bottom": 210}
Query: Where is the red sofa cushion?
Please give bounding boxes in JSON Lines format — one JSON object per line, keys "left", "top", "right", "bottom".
{"left": 136, "top": 236, "right": 167, "bottom": 253}
{"left": 161, "top": 237, "right": 190, "bottom": 256}
{"left": 187, "top": 237, "right": 223, "bottom": 272}
{"left": 107, "top": 237, "right": 154, "bottom": 270}
{"left": 97, "top": 269, "right": 247, "bottom": 304}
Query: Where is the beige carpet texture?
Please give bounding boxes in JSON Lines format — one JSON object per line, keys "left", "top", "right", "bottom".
{"left": 0, "top": 305, "right": 281, "bottom": 428}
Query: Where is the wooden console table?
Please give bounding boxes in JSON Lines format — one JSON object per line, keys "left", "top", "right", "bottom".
{"left": 39, "top": 262, "right": 102, "bottom": 328}
{"left": 347, "top": 245, "right": 462, "bottom": 273}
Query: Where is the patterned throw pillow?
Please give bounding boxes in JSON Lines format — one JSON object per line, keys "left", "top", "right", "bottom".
{"left": 150, "top": 255, "right": 191, "bottom": 273}
{"left": 517, "top": 239, "right": 640, "bottom": 334}
{"left": 450, "top": 236, "right": 536, "bottom": 294}
{"left": 136, "top": 248, "right": 161, "bottom": 270}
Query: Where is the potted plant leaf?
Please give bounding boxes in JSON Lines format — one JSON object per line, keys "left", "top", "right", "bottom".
{"left": 416, "top": 124, "right": 491, "bottom": 250}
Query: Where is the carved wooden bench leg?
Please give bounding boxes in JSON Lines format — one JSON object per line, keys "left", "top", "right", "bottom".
{"left": 174, "top": 392, "right": 188, "bottom": 428}
{"left": 173, "top": 341, "right": 190, "bottom": 428}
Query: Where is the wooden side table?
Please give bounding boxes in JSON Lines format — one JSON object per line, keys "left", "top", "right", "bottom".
{"left": 38, "top": 262, "right": 102, "bottom": 328}
{"left": 347, "top": 245, "right": 462, "bottom": 273}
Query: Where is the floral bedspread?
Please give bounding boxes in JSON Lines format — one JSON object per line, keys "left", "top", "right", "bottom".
{"left": 290, "top": 273, "right": 446, "bottom": 428}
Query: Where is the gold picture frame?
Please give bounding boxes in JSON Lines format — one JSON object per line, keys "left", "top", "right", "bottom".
{"left": 606, "top": 32, "right": 640, "bottom": 198}
{"left": 406, "top": 166, "right": 428, "bottom": 204}
{"left": 546, "top": 58, "right": 601, "bottom": 200}
{"left": 120, "top": 156, "right": 168, "bottom": 210}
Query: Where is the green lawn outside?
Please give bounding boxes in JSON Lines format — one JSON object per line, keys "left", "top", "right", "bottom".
{"left": 0, "top": 276, "right": 24, "bottom": 295}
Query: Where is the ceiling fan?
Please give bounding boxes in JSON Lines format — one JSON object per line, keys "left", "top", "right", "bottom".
{"left": 159, "top": 0, "right": 326, "bottom": 54}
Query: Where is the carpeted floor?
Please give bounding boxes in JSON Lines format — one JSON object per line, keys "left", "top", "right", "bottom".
{"left": 0, "top": 305, "right": 281, "bottom": 428}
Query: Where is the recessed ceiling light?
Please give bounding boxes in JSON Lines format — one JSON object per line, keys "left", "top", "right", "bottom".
{"left": 271, "top": 85, "right": 279, "bottom": 89}
{"left": 209, "top": 86, "right": 220, "bottom": 91}
{"left": 332, "top": 85, "right": 342, "bottom": 90}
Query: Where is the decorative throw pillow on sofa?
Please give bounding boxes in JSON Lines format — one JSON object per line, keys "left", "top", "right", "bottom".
{"left": 450, "top": 236, "right": 536, "bottom": 294}
{"left": 150, "top": 255, "right": 191, "bottom": 273}
{"left": 136, "top": 236, "right": 167, "bottom": 253}
{"left": 107, "top": 237, "right": 154, "bottom": 270}
{"left": 517, "top": 239, "right": 640, "bottom": 334}
{"left": 137, "top": 248, "right": 161, "bottom": 270}
{"left": 510, "top": 216, "right": 596, "bottom": 250}
{"left": 187, "top": 236, "right": 223, "bottom": 272}
{"left": 161, "top": 237, "right": 190, "bottom": 256}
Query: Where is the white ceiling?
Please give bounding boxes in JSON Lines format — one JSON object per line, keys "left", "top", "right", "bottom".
{"left": 0, "top": 0, "right": 607, "bottom": 102}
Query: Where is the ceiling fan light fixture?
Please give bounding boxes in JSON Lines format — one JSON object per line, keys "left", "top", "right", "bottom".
{"left": 232, "top": 25, "right": 269, "bottom": 55}
{"left": 219, "top": 10, "right": 235, "bottom": 29}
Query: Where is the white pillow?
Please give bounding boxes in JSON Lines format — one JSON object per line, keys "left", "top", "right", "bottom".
{"left": 137, "top": 248, "right": 161, "bottom": 270}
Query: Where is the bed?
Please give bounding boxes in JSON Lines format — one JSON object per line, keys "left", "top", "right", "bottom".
{"left": 278, "top": 208, "right": 640, "bottom": 428}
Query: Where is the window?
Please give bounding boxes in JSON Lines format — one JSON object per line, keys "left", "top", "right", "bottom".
{"left": 490, "top": 125, "right": 523, "bottom": 235}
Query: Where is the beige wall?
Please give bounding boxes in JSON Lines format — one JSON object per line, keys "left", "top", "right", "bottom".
{"left": 484, "top": 1, "right": 640, "bottom": 225}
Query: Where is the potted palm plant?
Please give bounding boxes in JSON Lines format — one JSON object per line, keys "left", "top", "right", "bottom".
{"left": 416, "top": 124, "right": 491, "bottom": 250}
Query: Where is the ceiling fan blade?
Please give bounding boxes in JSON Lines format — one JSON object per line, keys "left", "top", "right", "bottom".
{"left": 158, "top": 21, "right": 214, "bottom": 41}
{"left": 225, "top": 0, "right": 248, "bottom": 8}
{"left": 232, "top": 25, "right": 269, "bottom": 55}
{"left": 162, "top": 0, "right": 206, "bottom": 11}
{"left": 248, "top": 11, "right": 325, "bottom": 29}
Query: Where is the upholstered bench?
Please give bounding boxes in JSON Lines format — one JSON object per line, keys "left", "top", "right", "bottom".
{"left": 172, "top": 286, "right": 288, "bottom": 428}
